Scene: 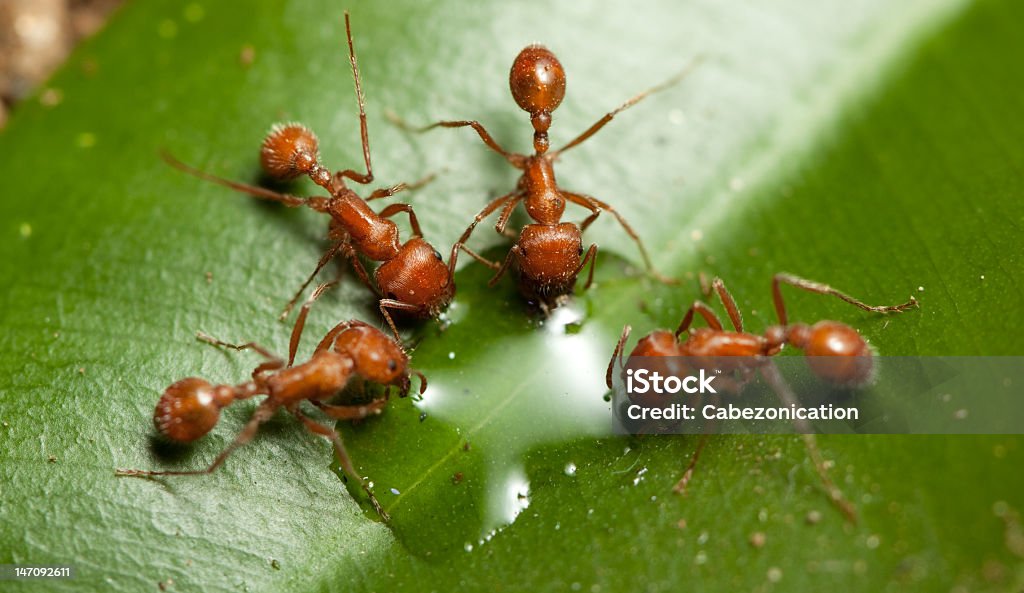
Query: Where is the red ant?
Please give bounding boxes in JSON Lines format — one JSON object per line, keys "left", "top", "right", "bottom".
{"left": 396, "top": 46, "right": 699, "bottom": 311}
{"left": 115, "top": 283, "right": 426, "bottom": 521}
{"left": 606, "top": 273, "right": 919, "bottom": 522}
{"left": 163, "top": 13, "right": 458, "bottom": 339}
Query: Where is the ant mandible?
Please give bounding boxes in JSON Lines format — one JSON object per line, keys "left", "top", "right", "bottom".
{"left": 163, "top": 12, "right": 458, "bottom": 339}
{"left": 399, "top": 45, "right": 699, "bottom": 311}
{"left": 606, "top": 273, "right": 919, "bottom": 522}
{"left": 115, "top": 283, "right": 426, "bottom": 521}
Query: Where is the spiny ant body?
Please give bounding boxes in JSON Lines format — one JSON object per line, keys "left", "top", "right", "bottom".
{"left": 606, "top": 273, "right": 919, "bottom": 522}
{"left": 116, "top": 284, "right": 426, "bottom": 521}
{"left": 164, "top": 13, "right": 456, "bottom": 339}
{"left": 400, "top": 45, "right": 699, "bottom": 312}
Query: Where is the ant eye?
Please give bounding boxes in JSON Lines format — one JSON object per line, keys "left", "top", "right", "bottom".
{"left": 432, "top": 249, "right": 443, "bottom": 261}
{"left": 388, "top": 359, "right": 397, "bottom": 372}
{"left": 578, "top": 245, "right": 584, "bottom": 256}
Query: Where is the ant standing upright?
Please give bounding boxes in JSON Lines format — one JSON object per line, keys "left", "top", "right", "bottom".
{"left": 164, "top": 13, "right": 459, "bottom": 339}
{"left": 116, "top": 283, "right": 426, "bottom": 521}
{"left": 396, "top": 45, "right": 700, "bottom": 312}
{"left": 606, "top": 273, "right": 919, "bottom": 522}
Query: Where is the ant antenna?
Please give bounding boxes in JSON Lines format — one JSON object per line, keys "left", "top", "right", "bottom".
{"left": 335, "top": 11, "right": 373, "bottom": 185}
{"left": 552, "top": 54, "right": 703, "bottom": 158}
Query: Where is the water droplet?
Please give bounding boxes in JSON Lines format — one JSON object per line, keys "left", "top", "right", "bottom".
{"left": 564, "top": 462, "right": 577, "bottom": 476}
{"left": 448, "top": 351, "right": 455, "bottom": 360}
{"left": 464, "top": 543, "right": 473, "bottom": 552}
{"left": 390, "top": 488, "right": 400, "bottom": 495}
{"left": 694, "top": 550, "right": 708, "bottom": 565}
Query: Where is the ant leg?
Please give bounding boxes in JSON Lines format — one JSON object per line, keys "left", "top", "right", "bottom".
{"left": 195, "top": 332, "right": 284, "bottom": 379}
{"left": 450, "top": 240, "right": 499, "bottom": 272}
{"left": 605, "top": 324, "right": 632, "bottom": 389}
{"left": 288, "top": 282, "right": 337, "bottom": 367}
{"left": 487, "top": 246, "right": 519, "bottom": 288}
{"left": 115, "top": 400, "right": 280, "bottom": 478}
{"left": 673, "top": 432, "right": 712, "bottom": 495}
{"left": 577, "top": 244, "right": 599, "bottom": 290}
{"left": 674, "top": 302, "right": 724, "bottom": 336}
{"left": 365, "top": 171, "right": 438, "bottom": 201}
{"left": 551, "top": 55, "right": 702, "bottom": 157}
{"left": 333, "top": 13, "right": 374, "bottom": 185}
{"left": 708, "top": 277, "right": 744, "bottom": 332}
{"left": 344, "top": 249, "right": 380, "bottom": 296}
{"left": 563, "top": 191, "right": 677, "bottom": 284}
{"left": 459, "top": 191, "right": 522, "bottom": 245}
{"left": 760, "top": 361, "right": 858, "bottom": 523}
{"left": 460, "top": 245, "right": 500, "bottom": 269}
{"left": 494, "top": 194, "right": 524, "bottom": 236}
{"left": 312, "top": 398, "right": 389, "bottom": 420}
{"left": 279, "top": 240, "right": 346, "bottom": 321}
{"left": 314, "top": 319, "right": 373, "bottom": 354}
{"left": 772, "top": 273, "right": 919, "bottom": 327}
{"left": 377, "top": 203, "right": 424, "bottom": 238}
{"left": 386, "top": 112, "right": 525, "bottom": 168}
{"left": 379, "top": 300, "right": 420, "bottom": 341}
{"left": 579, "top": 208, "right": 602, "bottom": 233}
{"left": 292, "top": 407, "right": 389, "bottom": 521}
{"left": 195, "top": 332, "right": 278, "bottom": 360}
{"left": 161, "top": 151, "right": 331, "bottom": 212}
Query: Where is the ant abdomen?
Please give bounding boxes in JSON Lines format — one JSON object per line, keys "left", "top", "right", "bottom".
{"left": 509, "top": 45, "right": 566, "bottom": 118}
{"left": 260, "top": 123, "right": 321, "bottom": 180}
{"left": 154, "top": 378, "right": 227, "bottom": 443}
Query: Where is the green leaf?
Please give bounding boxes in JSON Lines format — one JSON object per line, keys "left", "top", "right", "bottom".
{"left": 1, "top": 0, "right": 1022, "bottom": 592}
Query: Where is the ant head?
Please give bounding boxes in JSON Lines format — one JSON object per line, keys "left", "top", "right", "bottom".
{"left": 789, "top": 321, "right": 874, "bottom": 387}
{"left": 334, "top": 326, "right": 410, "bottom": 387}
{"left": 510, "top": 45, "right": 566, "bottom": 142}
{"left": 260, "top": 123, "right": 328, "bottom": 185}
{"left": 375, "top": 238, "right": 454, "bottom": 314}
{"left": 153, "top": 378, "right": 233, "bottom": 443}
